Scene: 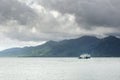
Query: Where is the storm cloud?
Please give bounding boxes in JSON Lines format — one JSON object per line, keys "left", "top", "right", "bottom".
{"left": 0, "top": 0, "right": 120, "bottom": 47}
{"left": 0, "top": 0, "right": 82, "bottom": 41}
{"left": 37, "top": 0, "right": 120, "bottom": 28}
{"left": 0, "top": 0, "right": 37, "bottom": 25}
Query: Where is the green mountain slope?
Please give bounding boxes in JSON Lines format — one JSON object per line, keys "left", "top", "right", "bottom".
{"left": 0, "top": 36, "right": 120, "bottom": 57}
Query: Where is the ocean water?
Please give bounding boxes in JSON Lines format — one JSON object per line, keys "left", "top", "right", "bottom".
{"left": 0, "top": 58, "right": 120, "bottom": 80}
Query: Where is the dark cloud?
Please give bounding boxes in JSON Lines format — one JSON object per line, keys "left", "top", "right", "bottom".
{"left": 0, "top": 0, "right": 120, "bottom": 43}
{"left": 37, "top": 0, "right": 120, "bottom": 28}
{"left": 0, "top": 0, "right": 80, "bottom": 41}
{"left": 0, "top": 0, "right": 37, "bottom": 25}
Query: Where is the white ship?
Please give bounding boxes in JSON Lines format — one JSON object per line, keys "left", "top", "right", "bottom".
{"left": 79, "top": 54, "right": 91, "bottom": 59}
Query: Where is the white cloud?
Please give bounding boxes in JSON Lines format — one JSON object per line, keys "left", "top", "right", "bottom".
{"left": 0, "top": 33, "right": 46, "bottom": 50}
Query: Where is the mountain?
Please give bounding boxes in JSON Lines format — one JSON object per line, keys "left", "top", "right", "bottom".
{"left": 91, "top": 36, "right": 120, "bottom": 57}
{"left": 0, "top": 36, "right": 120, "bottom": 57}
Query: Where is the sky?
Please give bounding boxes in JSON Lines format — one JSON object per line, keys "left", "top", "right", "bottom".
{"left": 0, "top": 0, "right": 120, "bottom": 50}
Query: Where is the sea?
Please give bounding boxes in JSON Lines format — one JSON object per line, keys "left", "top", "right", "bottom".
{"left": 0, "top": 57, "right": 120, "bottom": 80}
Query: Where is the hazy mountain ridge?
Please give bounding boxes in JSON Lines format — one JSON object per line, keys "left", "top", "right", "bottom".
{"left": 0, "top": 36, "right": 120, "bottom": 57}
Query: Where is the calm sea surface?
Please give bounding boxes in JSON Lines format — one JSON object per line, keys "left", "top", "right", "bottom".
{"left": 0, "top": 58, "right": 120, "bottom": 80}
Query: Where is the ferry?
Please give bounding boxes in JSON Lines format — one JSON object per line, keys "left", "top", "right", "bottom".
{"left": 79, "top": 54, "right": 91, "bottom": 59}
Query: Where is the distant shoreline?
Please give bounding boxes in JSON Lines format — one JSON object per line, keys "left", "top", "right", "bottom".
{"left": 0, "top": 56, "right": 120, "bottom": 58}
